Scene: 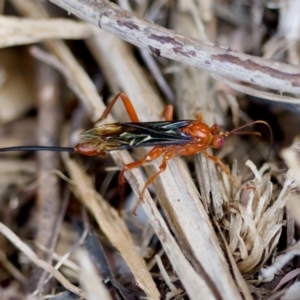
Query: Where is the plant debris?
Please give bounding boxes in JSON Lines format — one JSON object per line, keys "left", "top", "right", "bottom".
{"left": 0, "top": 1, "right": 300, "bottom": 299}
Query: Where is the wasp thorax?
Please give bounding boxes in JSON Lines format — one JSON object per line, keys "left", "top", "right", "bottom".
{"left": 181, "top": 121, "right": 211, "bottom": 140}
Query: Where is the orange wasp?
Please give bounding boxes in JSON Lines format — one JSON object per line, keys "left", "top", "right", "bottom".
{"left": 0, "top": 93, "right": 272, "bottom": 214}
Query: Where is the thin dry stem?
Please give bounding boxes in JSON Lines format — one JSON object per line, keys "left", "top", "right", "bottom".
{"left": 31, "top": 55, "right": 63, "bottom": 293}
{"left": 49, "top": 0, "right": 300, "bottom": 96}
{"left": 65, "top": 158, "right": 161, "bottom": 299}
{"left": 0, "top": 16, "right": 93, "bottom": 48}
{"left": 75, "top": 249, "right": 112, "bottom": 300}
{"left": 0, "top": 222, "right": 85, "bottom": 298}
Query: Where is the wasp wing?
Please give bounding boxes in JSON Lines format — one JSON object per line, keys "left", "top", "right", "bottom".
{"left": 76, "top": 120, "right": 192, "bottom": 154}
{"left": 121, "top": 120, "right": 192, "bottom": 147}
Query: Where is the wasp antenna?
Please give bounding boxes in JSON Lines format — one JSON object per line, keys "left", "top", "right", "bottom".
{"left": 0, "top": 146, "right": 75, "bottom": 153}
{"left": 229, "top": 131, "right": 262, "bottom": 138}
{"left": 229, "top": 120, "right": 273, "bottom": 159}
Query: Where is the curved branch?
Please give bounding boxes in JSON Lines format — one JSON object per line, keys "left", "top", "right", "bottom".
{"left": 48, "top": 0, "right": 300, "bottom": 96}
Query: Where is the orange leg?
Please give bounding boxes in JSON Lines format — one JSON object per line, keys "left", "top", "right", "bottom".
{"left": 203, "top": 151, "right": 241, "bottom": 187}
{"left": 168, "top": 145, "right": 241, "bottom": 188}
{"left": 162, "top": 104, "right": 174, "bottom": 121}
{"left": 98, "top": 92, "right": 140, "bottom": 122}
{"left": 118, "top": 146, "right": 165, "bottom": 215}
{"left": 131, "top": 150, "right": 176, "bottom": 215}
{"left": 197, "top": 113, "right": 203, "bottom": 122}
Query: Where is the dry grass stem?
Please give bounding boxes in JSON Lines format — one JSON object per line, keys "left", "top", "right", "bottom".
{"left": 281, "top": 142, "right": 300, "bottom": 227}
{"left": 65, "top": 158, "right": 160, "bottom": 299}
{"left": 30, "top": 54, "right": 64, "bottom": 294}
{"left": 260, "top": 241, "right": 300, "bottom": 279}
{"left": 155, "top": 254, "right": 181, "bottom": 295}
{"left": 0, "top": 249, "right": 26, "bottom": 284}
{"left": 75, "top": 249, "right": 112, "bottom": 300}
{"left": 0, "top": 222, "right": 85, "bottom": 298}
{"left": 0, "top": 16, "right": 93, "bottom": 48}
{"left": 212, "top": 73, "right": 300, "bottom": 104}
{"left": 33, "top": 243, "right": 80, "bottom": 273}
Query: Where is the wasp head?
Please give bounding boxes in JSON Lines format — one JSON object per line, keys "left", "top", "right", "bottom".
{"left": 211, "top": 124, "right": 228, "bottom": 149}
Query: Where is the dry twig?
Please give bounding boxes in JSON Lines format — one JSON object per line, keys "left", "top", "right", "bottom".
{"left": 49, "top": 0, "right": 300, "bottom": 96}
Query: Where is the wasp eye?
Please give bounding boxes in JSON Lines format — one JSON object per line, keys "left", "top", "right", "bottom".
{"left": 216, "top": 136, "right": 224, "bottom": 148}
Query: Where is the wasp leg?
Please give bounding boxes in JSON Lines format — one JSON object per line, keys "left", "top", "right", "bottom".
{"left": 162, "top": 104, "right": 174, "bottom": 121}
{"left": 98, "top": 92, "right": 139, "bottom": 122}
{"left": 118, "top": 146, "right": 165, "bottom": 215}
{"left": 131, "top": 151, "right": 176, "bottom": 215}
{"left": 203, "top": 151, "right": 241, "bottom": 187}
{"left": 197, "top": 113, "right": 203, "bottom": 122}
